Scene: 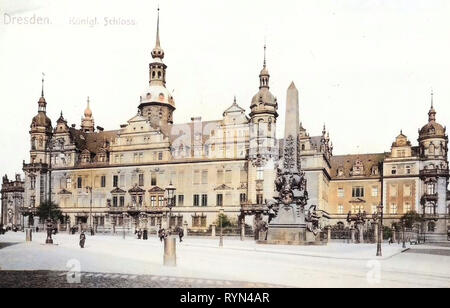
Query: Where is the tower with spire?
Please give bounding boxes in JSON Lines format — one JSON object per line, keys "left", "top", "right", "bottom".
{"left": 29, "top": 74, "right": 53, "bottom": 164}
{"left": 138, "top": 7, "right": 175, "bottom": 130}
{"left": 81, "top": 96, "right": 95, "bottom": 133}
{"left": 248, "top": 44, "right": 279, "bottom": 205}
{"left": 417, "top": 91, "right": 449, "bottom": 239}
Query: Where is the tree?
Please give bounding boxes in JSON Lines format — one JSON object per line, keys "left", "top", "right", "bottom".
{"left": 215, "top": 213, "right": 237, "bottom": 228}
{"left": 36, "top": 201, "right": 63, "bottom": 223}
{"left": 400, "top": 211, "right": 424, "bottom": 229}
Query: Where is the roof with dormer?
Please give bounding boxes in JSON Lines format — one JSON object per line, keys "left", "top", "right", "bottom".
{"left": 330, "top": 153, "right": 385, "bottom": 179}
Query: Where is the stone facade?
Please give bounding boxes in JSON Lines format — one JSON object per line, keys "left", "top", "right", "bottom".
{"left": 9, "top": 11, "right": 449, "bottom": 241}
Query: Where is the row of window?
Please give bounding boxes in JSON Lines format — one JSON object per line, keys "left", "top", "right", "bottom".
{"left": 338, "top": 184, "right": 414, "bottom": 198}
{"left": 109, "top": 193, "right": 248, "bottom": 208}
{"left": 336, "top": 202, "right": 413, "bottom": 215}
{"left": 337, "top": 187, "right": 378, "bottom": 198}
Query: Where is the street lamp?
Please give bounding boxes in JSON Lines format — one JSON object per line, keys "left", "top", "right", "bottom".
{"left": 401, "top": 219, "right": 406, "bottom": 249}
{"left": 45, "top": 139, "right": 54, "bottom": 245}
{"left": 376, "top": 203, "right": 384, "bottom": 257}
{"left": 86, "top": 186, "right": 93, "bottom": 235}
{"left": 163, "top": 181, "right": 176, "bottom": 267}
{"left": 165, "top": 181, "right": 176, "bottom": 233}
{"left": 219, "top": 208, "right": 224, "bottom": 247}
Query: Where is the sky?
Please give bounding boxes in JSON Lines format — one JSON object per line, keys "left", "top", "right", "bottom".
{"left": 0, "top": 0, "right": 449, "bottom": 178}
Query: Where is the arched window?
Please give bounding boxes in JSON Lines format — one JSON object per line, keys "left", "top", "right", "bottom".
{"left": 428, "top": 221, "right": 436, "bottom": 232}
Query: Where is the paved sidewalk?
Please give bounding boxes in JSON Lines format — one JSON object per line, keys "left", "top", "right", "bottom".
{"left": 0, "top": 232, "right": 449, "bottom": 288}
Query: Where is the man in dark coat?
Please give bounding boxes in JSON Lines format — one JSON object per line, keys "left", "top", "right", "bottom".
{"left": 143, "top": 229, "right": 148, "bottom": 240}
{"left": 158, "top": 228, "right": 165, "bottom": 242}
{"left": 178, "top": 227, "right": 184, "bottom": 242}
{"left": 79, "top": 232, "right": 86, "bottom": 248}
{"left": 137, "top": 229, "right": 142, "bottom": 239}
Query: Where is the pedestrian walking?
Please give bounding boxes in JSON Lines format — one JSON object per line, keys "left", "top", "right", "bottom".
{"left": 158, "top": 228, "right": 165, "bottom": 242}
{"left": 178, "top": 227, "right": 184, "bottom": 242}
{"left": 143, "top": 229, "right": 148, "bottom": 240}
{"left": 79, "top": 232, "right": 86, "bottom": 248}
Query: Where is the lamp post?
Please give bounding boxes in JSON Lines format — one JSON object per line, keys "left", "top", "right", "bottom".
{"left": 86, "top": 186, "right": 93, "bottom": 235}
{"left": 219, "top": 208, "right": 224, "bottom": 247}
{"left": 402, "top": 219, "right": 406, "bottom": 249}
{"left": 45, "top": 139, "right": 54, "bottom": 245}
{"left": 165, "top": 181, "right": 176, "bottom": 232}
{"left": 163, "top": 181, "right": 176, "bottom": 267}
{"left": 376, "top": 203, "right": 384, "bottom": 257}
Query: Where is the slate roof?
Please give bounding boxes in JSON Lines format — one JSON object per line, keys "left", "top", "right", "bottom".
{"left": 330, "top": 153, "right": 386, "bottom": 179}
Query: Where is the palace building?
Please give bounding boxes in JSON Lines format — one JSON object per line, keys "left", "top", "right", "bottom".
{"left": 5, "top": 10, "right": 449, "bottom": 241}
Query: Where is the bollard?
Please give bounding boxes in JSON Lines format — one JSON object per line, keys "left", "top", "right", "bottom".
{"left": 183, "top": 223, "right": 188, "bottom": 238}
{"left": 327, "top": 227, "right": 331, "bottom": 243}
{"left": 211, "top": 224, "right": 216, "bottom": 237}
{"left": 163, "top": 236, "right": 176, "bottom": 267}
{"left": 359, "top": 227, "right": 364, "bottom": 244}
{"left": 351, "top": 228, "right": 356, "bottom": 244}
{"left": 241, "top": 222, "right": 245, "bottom": 241}
{"left": 26, "top": 228, "right": 32, "bottom": 242}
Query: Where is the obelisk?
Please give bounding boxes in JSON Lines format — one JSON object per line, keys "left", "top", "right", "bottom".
{"left": 264, "top": 82, "right": 308, "bottom": 245}
{"left": 283, "top": 82, "right": 300, "bottom": 173}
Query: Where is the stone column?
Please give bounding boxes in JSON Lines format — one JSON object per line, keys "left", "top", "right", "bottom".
{"left": 240, "top": 218, "right": 245, "bottom": 241}
{"left": 163, "top": 236, "right": 176, "bottom": 267}
{"left": 183, "top": 222, "right": 188, "bottom": 238}
{"left": 359, "top": 225, "right": 364, "bottom": 243}
{"left": 392, "top": 227, "right": 396, "bottom": 243}
{"left": 211, "top": 223, "right": 216, "bottom": 237}
{"left": 327, "top": 227, "right": 331, "bottom": 243}
{"left": 351, "top": 227, "right": 356, "bottom": 244}
{"left": 26, "top": 228, "right": 32, "bottom": 242}
{"left": 374, "top": 223, "right": 379, "bottom": 243}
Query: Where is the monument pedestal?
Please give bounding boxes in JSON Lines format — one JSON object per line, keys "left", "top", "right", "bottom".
{"left": 258, "top": 224, "right": 326, "bottom": 246}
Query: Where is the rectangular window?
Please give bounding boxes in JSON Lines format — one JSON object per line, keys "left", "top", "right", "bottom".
{"left": 390, "top": 203, "right": 398, "bottom": 214}
{"left": 77, "top": 177, "right": 83, "bottom": 189}
{"left": 112, "top": 196, "right": 118, "bottom": 207}
{"left": 158, "top": 196, "right": 164, "bottom": 207}
{"left": 113, "top": 175, "right": 118, "bottom": 188}
{"left": 138, "top": 174, "right": 144, "bottom": 187}
{"left": 158, "top": 152, "right": 163, "bottom": 161}
{"left": 256, "top": 194, "right": 264, "bottom": 205}
{"left": 101, "top": 176, "right": 106, "bottom": 188}
{"left": 404, "top": 202, "right": 412, "bottom": 213}
{"left": 151, "top": 173, "right": 157, "bottom": 186}
{"left": 216, "top": 194, "right": 223, "bottom": 206}
{"left": 178, "top": 195, "right": 184, "bottom": 206}
{"left": 193, "top": 194, "right": 200, "bottom": 207}
{"left": 352, "top": 187, "right": 364, "bottom": 198}
{"left": 406, "top": 166, "right": 411, "bottom": 174}
{"left": 201, "top": 194, "right": 208, "bottom": 207}
{"left": 391, "top": 167, "right": 397, "bottom": 175}
{"left": 371, "top": 187, "right": 378, "bottom": 197}
{"left": 30, "top": 176, "right": 36, "bottom": 190}
{"left": 119, "top": 196, "right": 125, "bottom": 207}
{"left": 151, "top": 196, "right": 156, "bottom": 207}
{"left": 240, "top": 193, "right": 247, "bottom": 204}
{"left": 338, "top": 205, "right": 344, "bottom": 214}
{"left": 337, "top": 188, "right": 344, "bottom": 198}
